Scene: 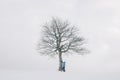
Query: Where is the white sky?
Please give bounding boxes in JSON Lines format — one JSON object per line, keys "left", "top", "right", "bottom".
{"left": 0, "top": 0, "right": 120, "bottom": 80}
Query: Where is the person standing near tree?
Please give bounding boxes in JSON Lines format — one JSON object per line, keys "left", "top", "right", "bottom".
{"left": 62, "top": 61, "right": 66, "bottom": 72}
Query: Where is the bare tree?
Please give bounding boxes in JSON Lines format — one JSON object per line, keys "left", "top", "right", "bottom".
{"left": 37, "top": 17, "right": 88, "bottom": 71}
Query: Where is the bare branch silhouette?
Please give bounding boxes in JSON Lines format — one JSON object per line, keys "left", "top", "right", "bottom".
{"left": 37, "top": 17, "right": 88, "bottom": 71}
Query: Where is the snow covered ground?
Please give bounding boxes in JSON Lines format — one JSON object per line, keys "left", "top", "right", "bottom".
{"left": 0, "top": 68, "right": 120, "bottom": 80}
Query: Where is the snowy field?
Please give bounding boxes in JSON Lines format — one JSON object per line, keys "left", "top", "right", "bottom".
{"left": 0, "top": 66, "right": 120, "bottom": 80}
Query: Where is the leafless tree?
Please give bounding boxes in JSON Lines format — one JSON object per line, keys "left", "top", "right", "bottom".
{"left": 37, "top": 17, "right": 88, "bottom": 71}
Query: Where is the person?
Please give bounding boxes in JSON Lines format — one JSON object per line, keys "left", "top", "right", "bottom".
{"left": 62, "top": 61, "right": 66, "bottom": 72}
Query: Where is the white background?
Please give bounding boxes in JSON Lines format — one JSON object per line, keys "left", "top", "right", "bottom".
{"left": 0, "top": 0, "right": 120, "bottom": 80}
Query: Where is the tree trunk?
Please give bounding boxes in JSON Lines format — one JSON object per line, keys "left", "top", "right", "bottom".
{"left": 58, "top": 51, "right": 63, "bottom": 71}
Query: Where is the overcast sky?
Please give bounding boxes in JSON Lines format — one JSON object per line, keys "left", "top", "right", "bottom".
{"left": 0, "top": 0, "right": 120, "bottom": 80}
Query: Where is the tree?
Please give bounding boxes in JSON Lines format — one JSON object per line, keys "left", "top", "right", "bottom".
{"left": 37, "top": 17, "right": 88, "bottom": 72}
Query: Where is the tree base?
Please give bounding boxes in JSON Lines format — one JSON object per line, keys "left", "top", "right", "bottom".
{"left": 58, "top": 67, "right": 65, "bottom": 72}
